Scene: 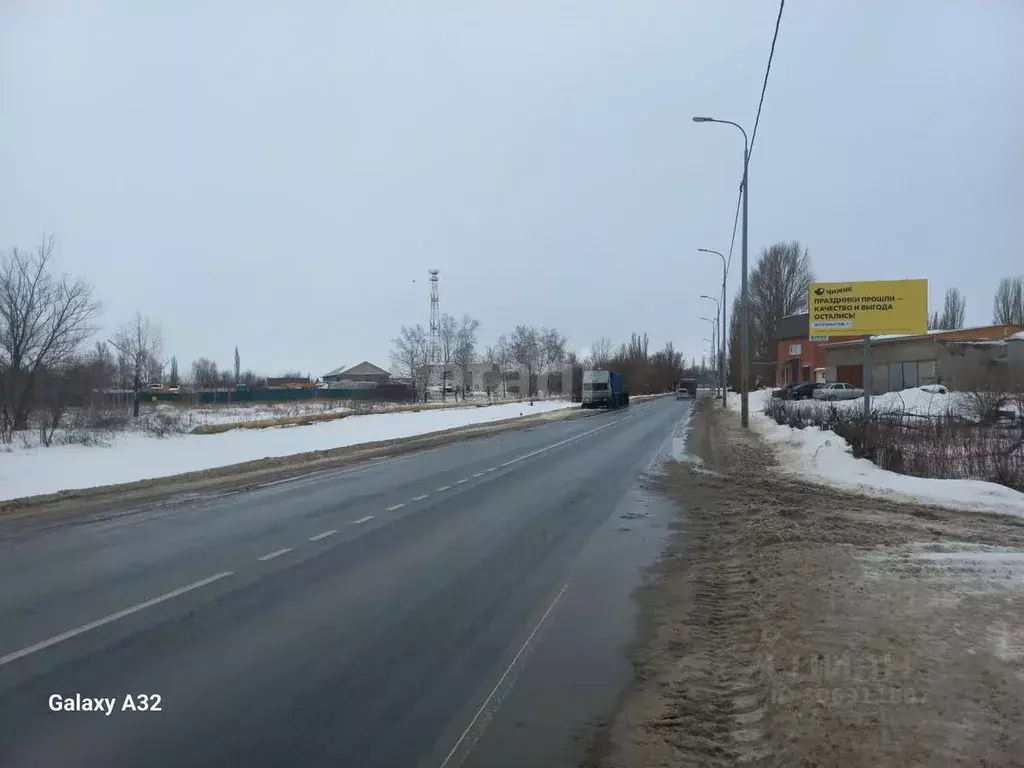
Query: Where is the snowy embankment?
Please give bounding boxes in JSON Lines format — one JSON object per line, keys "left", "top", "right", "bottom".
{"left": 0, "top": 400, "right": 575, "bottom": 503}
{"left": 729, "top": 390, "right": 1024, "bottom": 516}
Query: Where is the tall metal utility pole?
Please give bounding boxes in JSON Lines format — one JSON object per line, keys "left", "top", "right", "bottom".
{"left": 693, "top": 116, "right": 750, "bottom": 427}
{"left": 428, "top": 269, "right": 440, "bottom": 364}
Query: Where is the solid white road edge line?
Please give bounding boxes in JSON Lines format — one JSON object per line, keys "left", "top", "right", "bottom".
{"left": 438, "top": 583, "right": 570, "bottom": 768}
{"left": 410, "top": 494, "right": 430, "bottom": 501}
{"left": 352, "top": 515, "right": 375, "bottom": 525}
{"left": 0, "top": 571, "right": 234, "bottom": 668}
{"left": 472, "top": 472, "right": 485, "bottom": 478}
{"left": 257, "top": 548, "right": 292, "bottom": 561}
{"left": 309, "top": 530, "right": 337, "bottom": 541}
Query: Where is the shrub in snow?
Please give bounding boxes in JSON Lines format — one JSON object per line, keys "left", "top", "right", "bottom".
{"left": 765, "top": 396, "right": 1023, "bottom": 491}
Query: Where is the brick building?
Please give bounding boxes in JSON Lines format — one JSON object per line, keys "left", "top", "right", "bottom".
{"left": 774, "top": 312, "right": 864, "bottom": 386}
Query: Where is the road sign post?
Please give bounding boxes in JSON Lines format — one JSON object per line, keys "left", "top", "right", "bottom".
{"left": 863, "top": 335, "right": 872, "bottom": 424}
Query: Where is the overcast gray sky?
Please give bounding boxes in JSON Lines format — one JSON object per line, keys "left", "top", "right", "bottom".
{"left": 2, "top": 1, "right": 1022, "bottom": 377}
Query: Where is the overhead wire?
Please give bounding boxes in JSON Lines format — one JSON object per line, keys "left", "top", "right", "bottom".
{"left": 725, "top": 0, "right": 785, "bottom": 279}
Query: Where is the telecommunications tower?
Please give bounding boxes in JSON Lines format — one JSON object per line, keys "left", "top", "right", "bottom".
{"left": 428, "top": 269, "right": 440, "bottom": 364}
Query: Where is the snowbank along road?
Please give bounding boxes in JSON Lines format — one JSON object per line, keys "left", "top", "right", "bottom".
{"left": 0, "top": 396, "right": 690, "bottom": 768}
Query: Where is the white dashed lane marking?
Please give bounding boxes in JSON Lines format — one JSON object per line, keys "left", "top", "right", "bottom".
{"left": 0, "top": 572, "right": 234, "bottom": 668}
{"left": 472, "top": 472, "right": 485, "bottom": 478}
{"left": 353, "top": 515, "right": 375, "bottom": 525}
{"left": 386, "top": 503, "right": 406, "bottom": 512}
{"left": 309, "top": 530, "right": 336, "bottom": 541}
{"left": 437, "top": 485, "right": 452, "bottom": 492}
{"left": 410, "top": 494, "right": 430, "bottom": 501}
{"left": 455, "top": 479, "right": 469, "bottom": 485}
{"left": 257, "top": 548, "right": 292, "bottom": 562}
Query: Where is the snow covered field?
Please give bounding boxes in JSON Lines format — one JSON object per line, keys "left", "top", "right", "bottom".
{"left": 729, "top": 389, "right": 1024, "bottom": 516}
{"left": 0, "top": 400, "right": 575, "bottom": 502}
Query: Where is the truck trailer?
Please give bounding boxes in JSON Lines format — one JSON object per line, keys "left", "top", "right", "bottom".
{"left": 581, "top": 369, "right": 630, "bottom": 409}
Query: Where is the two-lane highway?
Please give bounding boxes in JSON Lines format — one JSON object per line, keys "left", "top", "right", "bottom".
{"left": 0, "top": 397, "right": 690, "bottom": 767}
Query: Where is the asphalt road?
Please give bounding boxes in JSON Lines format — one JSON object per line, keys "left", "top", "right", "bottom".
{"left": 0, "top": 397, "right": 691, "bottom": 768}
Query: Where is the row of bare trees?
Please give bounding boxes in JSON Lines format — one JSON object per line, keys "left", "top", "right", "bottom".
{"left": 585, "top": 333, "right": 689, "bottom": 395}
{"left": 0, "top": 236, "right": 300, "bottom": 442}
{"left": 928, "top": 276, "right": 1024, "bottom": 331}
{"left": 391, "top": 313, "right": 482, "bottom": 401}
{"left": 392, "top": 314, "right": 690, "bottom": 402}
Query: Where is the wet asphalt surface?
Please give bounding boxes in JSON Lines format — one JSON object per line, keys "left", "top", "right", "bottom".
{"left": 0, "top": 397, "right": 690, "bottom": 768}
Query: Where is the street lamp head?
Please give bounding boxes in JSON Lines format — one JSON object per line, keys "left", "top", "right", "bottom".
{"left": 692, "top": 116, "right": 713, "bottom": 123}
{"left": 700, "top": 316, "right": 714, "bottom": 323}
{"left": 700, "top": 295, "right": 714, "bottom": 301}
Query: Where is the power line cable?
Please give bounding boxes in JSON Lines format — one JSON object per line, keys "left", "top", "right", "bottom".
{"left": 726, "top": 0, "right": 785, "bottom": 279}
{"left": 748, "top": 0, "right": 785, "bottom": 161}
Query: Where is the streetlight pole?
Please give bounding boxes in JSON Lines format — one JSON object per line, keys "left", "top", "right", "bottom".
{"left": 702, "top": 337, "right": 714, "bottom": 385}
{"left": 700, "top": 317, "right": 717, "bottom": 392}
{"left": 700, "top": 295, "right": 720, "bottom": 395}
{"left": 694, "top": 117, "right": 750, "bottom": 427}
{"left": 698, "top": 248, "right": 727, "bottom": 409}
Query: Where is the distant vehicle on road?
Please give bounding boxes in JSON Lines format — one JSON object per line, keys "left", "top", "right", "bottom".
{"left": 676, "top": 388, "right": 689, "bottom": 400}
{"left": 813, "top": 382, "right": 864, "bottom": 401}
{"left": 677, "top": 378, "right": 697, "bottom": 398}
{"left": 772, "top": 382, "right": 823, "bottom": 401}
{"left": 581, "top": 370, "right": 630, "bottom": 409}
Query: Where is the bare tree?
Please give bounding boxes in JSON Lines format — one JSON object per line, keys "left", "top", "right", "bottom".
{"left": 993, "top": 276, "right": 1024, "bottom": 325}
{"left": 453, "top": 315, "right": 480, "bottom": 401}
{"left": 493, "top": 334, "right": 512, "bottom": 398}
{"left": 110, "top": 312, "right": 163, "bottom": 418}
{"left": 587, "top": 337, "right": 613, "bottom": 369}
{"left": 169, "top": 356, "right": 180, "bottom": 387}
{"left": 435, "top": 313, "right": 458, "bottom": 400}
{"left": 191, "top": 358, "right": 220, "bottom": 390}
{"left": 746, "top": 241, "right": 815, "bottom": 385}
{"left": 91, "top": 341, "right": 117, "bottom": 392}
{"left": 0, "top": 236, "right": 101, "bottom": 437}
{"left": 234, "top": 346, "right": 241, "bottom": 385}
{"left": 390, "top": 324, "right": 429, "bottom": 401}
{"left": 509, "top": 325, "right": 541, "bottom": 398}
{"left": 929, "top": 287, "right": 967, "bottom": 330}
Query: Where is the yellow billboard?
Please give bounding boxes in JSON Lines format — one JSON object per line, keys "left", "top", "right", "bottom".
{"left": 808, "top": 279, "right": 928, "bottom": 336}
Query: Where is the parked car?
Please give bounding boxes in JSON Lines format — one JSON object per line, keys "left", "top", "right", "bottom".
{"left": 813, "top": 382, "right": 864, "bottom": 401}
{"left": 771, "top": 382, "right": 823, "bottom": 401}
{"left": 788, "top": 382, "right": 824, "bottom": 400}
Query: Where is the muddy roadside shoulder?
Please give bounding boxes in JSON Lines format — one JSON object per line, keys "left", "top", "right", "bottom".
{"left": 0, "top": 404, "right": 604, "bottom": 528}
{"left": 587, "top": 396, "right": 1024, "bottom": 767}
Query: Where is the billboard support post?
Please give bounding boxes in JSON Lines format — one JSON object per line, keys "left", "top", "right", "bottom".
{"left": 862, "top": 335, "right": 872, "bottom": 424}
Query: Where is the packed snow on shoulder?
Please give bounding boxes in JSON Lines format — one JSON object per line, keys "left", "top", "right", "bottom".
{"left": 0, "top": 400, "right": 575, "bottom": 503}
{"left": 727, "top": 389, "right": 1024, "bottom": 516}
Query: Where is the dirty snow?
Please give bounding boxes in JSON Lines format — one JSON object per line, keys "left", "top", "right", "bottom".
{"left": 727, "top": 389, "right": 1024, "bottom": 516}
{"left": 0, "top": 400, "right": 575, "bottom": 502}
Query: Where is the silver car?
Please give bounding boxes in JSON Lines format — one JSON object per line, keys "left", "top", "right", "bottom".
{"left": 813, "top": 382, "right": 864, "bottom": 401}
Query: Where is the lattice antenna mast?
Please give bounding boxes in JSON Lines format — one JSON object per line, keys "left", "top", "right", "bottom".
{"left": 428, "top": 269, "right": 440, "bottom": 364}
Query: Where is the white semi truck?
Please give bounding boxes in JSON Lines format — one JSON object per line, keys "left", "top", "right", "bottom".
{"left": 581, "top": 370, "right": 629, "bottom": 409}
